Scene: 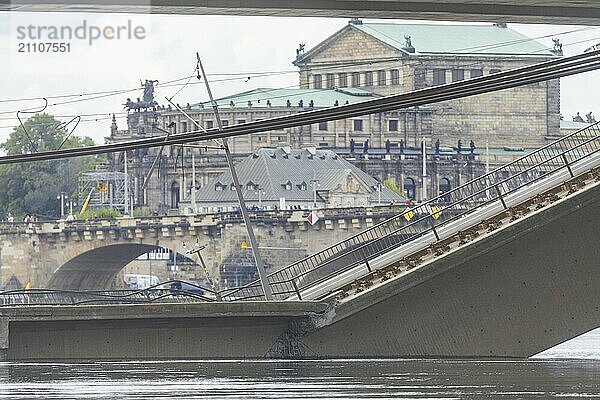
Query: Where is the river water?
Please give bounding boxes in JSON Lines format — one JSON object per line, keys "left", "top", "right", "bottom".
{"left": 0, "top": 329, "right": 599, "bottom": 399}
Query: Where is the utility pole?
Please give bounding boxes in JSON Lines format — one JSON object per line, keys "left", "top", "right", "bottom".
{"left": 191, "top": 152, "right": 196, "bottom": 213}
{"left": 486, "top": 139, "right": 490, "bottom": 175}
{"left": 196, "top": 52, "right": 272, "bottom": 300}
{"left": 311, "top": 170, "right": 319, "bottom": 209}
{"left": 422, "top": 137, "right": 427, "bottom": 201}
{"left": 124, "top": 151, "right": 128, "bottom": 213}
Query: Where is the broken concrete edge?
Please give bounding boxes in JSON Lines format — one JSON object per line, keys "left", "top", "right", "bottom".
{"left": 266, "top": 299, "right": 338, "bottom": 358}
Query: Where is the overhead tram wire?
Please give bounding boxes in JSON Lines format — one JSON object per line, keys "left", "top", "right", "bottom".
{"left": 190, "top": 35, "right": 600, "bottom": 109}
{"left": 3, "top": 32, "right": 595, "bottom": 125}
{"left": 0, "top": 25, "right": 594, "bottom": 111}
{"left": 2, "top": 49, "right": 599, "bottom": 165}
{"left": 154, "top": 32, "right": 600, "bottom": 110}
{"left": 0, "top": 26, "right": 595, "bottom": 128}
{"left": 2, "top": 34, "right": 595, "bottom": 124}
{"left": 0, "top": 71, "right": 296, "bottom": 114}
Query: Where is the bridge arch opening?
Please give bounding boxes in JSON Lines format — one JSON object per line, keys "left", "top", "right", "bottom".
{"left": 48, "top": 243, "right": 201, "bottom": 290}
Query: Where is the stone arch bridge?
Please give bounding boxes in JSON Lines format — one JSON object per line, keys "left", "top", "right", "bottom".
{"left": 0, "top": 208, "right": 401, "bottom": 290}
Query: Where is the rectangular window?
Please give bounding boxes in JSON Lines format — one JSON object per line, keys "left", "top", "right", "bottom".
{"left": 433, "top": 69, "right": 446, "bottom": 85}
{"left": 377, "top": 70, "right": 386, "bottom": 86}
{"left": 470, "top": 69, "right": 483, "bottom": 78}
{"left": 181, "top": 121, "right": 187, "bottom": 132}
{"left": 338, "top": 73, "right": 348, "bottom": 88}
{"left": 365, "top": 71, "right": 373, "bottom": 86}
{"left": 490, "top": 68, "right": 502, "bottom": 74}
{"left": 391, "top": 69, "right": 400, "bottom": 85}
{"left": 351, "top": 72, "right": 360, "bottom": 87}
{"left": 318, "top": 121, "right": 328, "bottom": 131}
{"left": 313, "top": 74, "right": 322, "bottom": 89}
{"left": 221, "top": 120, "right": 229, "bottom": 127}
{"left": 206, "top": 120, "right": 213, "bottom": 129}
{"left": 388, "top": 119, "right": 398, "bottom": 132}
{"left": 326, "top": 73, "right": 335, "bottom": 89}
{"left": 237, "top": 119, "right": 246, "bottom": 124}
{"left": 353, "top": 119, "right": 363, "bottom": 131}
{"left": 452, "top": 69, "right": 464, "bottom": 82}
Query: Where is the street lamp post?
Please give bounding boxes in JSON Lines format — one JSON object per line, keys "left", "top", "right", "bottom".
{"left": 311, "top": 179, "right": 319, "bottom": 209}
{"left": 422, "top": 137, "right": 427, "bottom": 201}
{"left": 56, "top": 192, "right": 67, "bottom": 219}
{"left": 255, "top": 188, "right": 265, "bottom": 209}
{"left": 191, "top": 152, "right": 196, "bottom": 213}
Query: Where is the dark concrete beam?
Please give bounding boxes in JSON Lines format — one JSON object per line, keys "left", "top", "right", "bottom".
{"left": 2, "top": 1, "right": 600, "bottom": 25}
{"left": 304, "top": 178, "right": 600, "bottom": 358}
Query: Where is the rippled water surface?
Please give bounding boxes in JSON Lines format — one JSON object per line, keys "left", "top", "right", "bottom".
{"left": 1, "top": 330, "right": 599, "bottom": 399}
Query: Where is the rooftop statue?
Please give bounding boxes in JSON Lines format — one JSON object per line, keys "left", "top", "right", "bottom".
{"left": 552, "top": 38, "right": 563, "bottom": 55}
{"left": 586, "top": 112, "right": 596, "bottom": 124}
{"left": 124, "top": 79, "right": 159, "bottom": 111}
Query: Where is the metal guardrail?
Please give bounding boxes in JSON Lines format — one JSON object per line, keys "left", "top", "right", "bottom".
{"left": 0, "top": 280, "right": 218, "bottom": 306}
{"left": 2, "top": 124, "right": 598, "bottom": 306}
{"left": 220, "top": 122, "right": 600, "bottom": 301}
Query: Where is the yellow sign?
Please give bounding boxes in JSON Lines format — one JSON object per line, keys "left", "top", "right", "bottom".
{"left": 430, "top": 206, "right": 442, "bottom": 219}
{"left": 403, "top": 209, "right": 414, "bottom": 221}
{"left": 241, "top": 241, "right": 248, "bottom": 249}
{"left": 96, "top": 181, "right": 108, "bottom": 193}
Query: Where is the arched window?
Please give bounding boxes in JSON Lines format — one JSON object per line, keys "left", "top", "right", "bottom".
{"left": 439, "top": 178, "right": 451, "bottom": 202}
{"left": 404, "top": 177, "right": 416, "bottom": 201}
{"left": 171, "top": 181, "right": 180, "bottom": 209}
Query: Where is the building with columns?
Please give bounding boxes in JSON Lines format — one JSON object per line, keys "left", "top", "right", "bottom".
{"left": 105, "top": 20, "right": 561, "bottom": 213}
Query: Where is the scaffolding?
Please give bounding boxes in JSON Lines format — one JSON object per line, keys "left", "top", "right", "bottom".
{"left": 78, "top": 171, "right": 132, "bottom": 213}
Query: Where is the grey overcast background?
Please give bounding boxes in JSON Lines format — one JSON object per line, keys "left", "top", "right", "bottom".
{"left": 1, "top": 12, "right": 600, "bottom": 147}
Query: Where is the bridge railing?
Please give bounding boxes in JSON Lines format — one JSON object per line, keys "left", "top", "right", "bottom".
{"left": 220, "top": 121, "right": 600, "bottom": 301}
{"left": 0, "top": 280, "right": 218, "bottom": 306}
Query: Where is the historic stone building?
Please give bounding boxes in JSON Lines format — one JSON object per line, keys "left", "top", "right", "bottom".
{"left": 294, "top": 20, "right": 562, "bottom": 149}
{"left": 106, "top": 20, "right": 561, "bottom": 213}
{"left": 189, "top": 146, "right": 404, "bottom": 213}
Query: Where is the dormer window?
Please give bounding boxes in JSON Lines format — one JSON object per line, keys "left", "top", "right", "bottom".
{"left": 230, "top": 183, "right": 237, "bottom": 191}
{"left": 298, "top": 182, "right": 307, "bottom": 191}
{"left": 215, "top": 182, "right": 226, "bottom": 191}
{"left": 246, "top": 181, "right": 259, "bottom": 190}
{"left": 281, "top": 180, "right": 293, "bottom": 191}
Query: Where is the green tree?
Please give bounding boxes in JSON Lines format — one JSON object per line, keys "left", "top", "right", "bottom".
{"left": 384, "top": 179, "right": 406, "bottom": 199}
{"left": 0, "top": 113, "right": 98, "bottom": 220}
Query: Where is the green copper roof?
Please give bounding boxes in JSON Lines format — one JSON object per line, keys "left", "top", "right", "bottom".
{"left": 353, "top": 23, "right": 556, "bottom": 57}
{"left": 193, "top": 87, "right": 379, "bottom": 109}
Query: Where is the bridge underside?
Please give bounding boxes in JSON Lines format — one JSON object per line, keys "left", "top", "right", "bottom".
{"left": 48, "top": 243, "right": 158, "bottom": 290}
{"left": 303, "top": 178, "right": 600, "bottom": 358}
{"left": 2, "top": 1, "right": 600, "bottom": 25}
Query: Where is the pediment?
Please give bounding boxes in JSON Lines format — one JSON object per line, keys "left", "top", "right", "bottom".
{"left": 296, "top": 25, "right": 405, "bottom": 65}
